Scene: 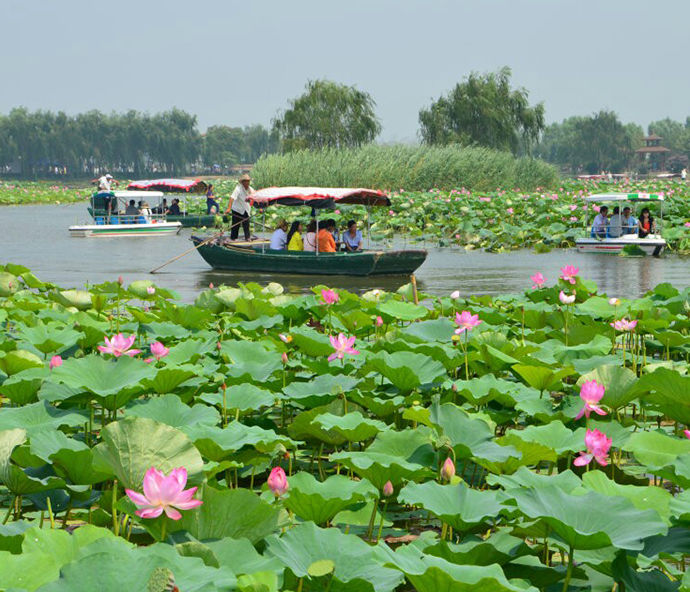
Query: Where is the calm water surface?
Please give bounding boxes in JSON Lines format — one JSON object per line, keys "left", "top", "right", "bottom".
{"left": 3, "top": 203, "right": 688, "bottom": 302}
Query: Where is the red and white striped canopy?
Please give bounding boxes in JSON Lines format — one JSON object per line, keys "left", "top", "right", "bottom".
{"left": 250, "top": 186, "right": 390, "bottom": 209}
{"left": 128, "top": 179, "right": 209, "bottom": 194}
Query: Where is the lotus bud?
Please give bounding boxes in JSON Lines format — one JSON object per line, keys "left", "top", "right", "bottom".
{"left": 375, "top": 316, "right": 383, "bottom": 327}
{"left": 146, "top": 286, "right": 156, "bottom": 295}
{"left": 49, "top": 355, "right": 63, "bottom": 369}
{"left": 281, "top": 352, "right": 288, "bottom": 364}
{"left": 209, "top": 283, "right": 214, "bottom": 289}
{"left": 117, "top": 275, "right": 124, "bottom": 286}
{"left": 267, "top": 467, "right": 289, "bottom": 497}
{"left": 684, "top": 430, "right": 690, "bottom": 440}
{"left": 440, "top": 457, "right": 455, "bottom": 481}
{"left": 382, "top": 480, "right": 394, "bottom": 497}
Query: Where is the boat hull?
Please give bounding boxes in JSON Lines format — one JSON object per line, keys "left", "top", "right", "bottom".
{"left": 575, "top": 235, "right": 666, "bottom": 255}
{"left": 88, "top": 207, "right": 223, "bottom": 228}
{"left": 192, "top": 237, "right": 428, "bottom": 276}
{"left": 70, "top": 222, "right": 182, "bottom": 238}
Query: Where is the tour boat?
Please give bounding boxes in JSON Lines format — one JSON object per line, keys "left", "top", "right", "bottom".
{"left": 192, "top": 187, "right": 428, "bottom": 276}
{"left": 575, "top": 193, "right": 667, "bottom": 256}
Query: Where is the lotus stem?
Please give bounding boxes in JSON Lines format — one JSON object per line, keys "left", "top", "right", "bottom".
{"left": 112, "top": 480, "right": 119, "bottom": 536}
{"left": 160, "top": 518, "right": 167, "bottom": 542}
{"left": 366, "top": 499, "right": 379, "bottom": 541}
{"left": 376, "top": 500, "right": 388, "bottom": 543}
{"left": 440, "top": 522, "right": 448, "bottom": 541}
{"left": 2, "top": 497, "right": 15, "bottom": 525}
{"left": 47, "top": 496, "right": 55, "bottom": 528}
{"left": 561, "top": 543, "right": 575, "bottom": 592}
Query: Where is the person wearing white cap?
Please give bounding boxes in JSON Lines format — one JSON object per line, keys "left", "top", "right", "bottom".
{"left": 225, "top": 173, "right": 254, "bottom": 240}
{"left": 97, "top": 173, "right": 116, "bottom": 217}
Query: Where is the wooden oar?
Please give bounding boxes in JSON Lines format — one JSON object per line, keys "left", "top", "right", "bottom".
{"left": 149, "top": 231, "right": 225, "bottom": 274}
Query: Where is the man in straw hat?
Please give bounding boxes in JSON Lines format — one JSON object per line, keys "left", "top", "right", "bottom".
{"left": 225, "top": 173, "right": 254, "bottom": 240}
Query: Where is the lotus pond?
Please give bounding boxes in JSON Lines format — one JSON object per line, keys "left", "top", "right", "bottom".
{"left": 0, "top": 263, "right": 689, "bottom": 591}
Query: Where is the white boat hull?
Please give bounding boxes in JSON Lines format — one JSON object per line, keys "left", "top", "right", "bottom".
{"left": 575, "top": 234, "right": 666, "bottom": 255}
{"left": 69, "top": 222, "right": 182, "bottom": 238}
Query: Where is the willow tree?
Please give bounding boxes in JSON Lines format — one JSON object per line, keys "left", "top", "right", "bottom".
{"left": 273, "top": 80, "right": 381, "bottom": 151}
{"left": 419, "top": 67, "right": 544, "bottom": 155}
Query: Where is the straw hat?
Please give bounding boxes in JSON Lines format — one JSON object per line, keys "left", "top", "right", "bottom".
{"left": 239, "top": 173, "right": 251, "bottom": 182}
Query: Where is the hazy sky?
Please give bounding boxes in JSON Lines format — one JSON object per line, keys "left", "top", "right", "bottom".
{"left": 2, "top": 0, "right": 689, "bottom": 142}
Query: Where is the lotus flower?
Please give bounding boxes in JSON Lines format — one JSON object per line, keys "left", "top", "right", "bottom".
{"left": 150, "top": 341, "right": 169, "bottom": 361}
{"left": 609, "top": 297, "right": 620, "bottom": 306}
{"left": 97, "top": 334, "right": 141, "bottom": 357}
{"left": 125, "top": 467, "right": 202, "bottom": 520}
{"left": 281, "top": 352, "right": 288, "bottom": 364}
{"left": 559, "top": 265, "right": 579, "bottom": 285}
{"left": 575, "top": 380, "right": 607, "bottom": 420}
{"left": 573, "top": 429, "right": 612, "bottom": 467}
{"left": 559, "top": 291, "right": 576, "bottom": 305}
{"left": 279, "top": 333, "right": 292, "bottom": 343}
{"left": 684, "top": 430, "right": 690, "bottom": 439}
{"left": 440, "top": 457, "right": 456, "bottom": 481}
{"left": 49, "top": 355, "right": 62, "bottom": 369}
{"left": 117, "top": 275, "right": 124, "bottom": 286}
{"left": 530, "top": 272, "right": 545, "bottom": 289}
{"left": 321, "top": 289, "right": 339, "bottom": 305}
{"left": 610, "top": 318, "right": 637, "bottom": 332}
{"left": 506, "top": 207, "right": 514, "bottom": 214}
{"left": 454, "top": 311, "right": 481, "bottom": 334}
{"left": 375, "top": 316, "right": 383, "bottom": 327}
{"left": 382, "top": 480, "right": 394, "bottom": 497}
{"left": 450, "top": 290, "right": 460, "bottom": 299}
{"left": 267, "top": 467, "right": 289, "bottom": 497}
{"left": 146, "top": 286, "right": 156, "bottom": 295}
{"left": 328, "top": 334, "right": 360, "bottom": 362}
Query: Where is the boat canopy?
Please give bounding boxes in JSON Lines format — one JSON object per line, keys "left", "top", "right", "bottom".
{"left": 583, "top": 193, "right": 665, "bottom": 203}
{"left": 250, "top": 187, "right": 390, "bottom": 209}
{"left": 111, "top": 190, "right": 165, "bottom": 199}
{"left": 127, "top": 179, "right": 209, "bottom": 194}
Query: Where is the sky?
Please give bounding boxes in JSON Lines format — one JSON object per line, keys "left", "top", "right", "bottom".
{"left": 2, "top": 0, "right": 689, "bottom": 142}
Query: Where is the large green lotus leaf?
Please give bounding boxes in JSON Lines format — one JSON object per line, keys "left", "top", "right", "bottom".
{"left": 288, "top": 325, "right": 334, "bottom": 357}
{"left": 0, "top": 367, "right": 48, "bottom": 405}
{"left": 234, "top": 296, "right": 279, "bottom": 321}
{"left": 622, "top": 430, "right": 690, "bottom": 470}
{"left": 384, "top": 545, "right": 538, "bottom": 592}
{"left": 284, "top": 472, "right": 377, "bottom": 525}
{"left": 363, "top": 351, "right": 446, "bottom": 392}
{"left": 204, "top": 537, "right": 283, "bottom": 576}
{"left": 578, "top": 365, "right": 639, "bottom": 409}
{"left": 424, "top": 530, "right": 531, "bottom": 567}
{"left": 0, "top": 271, "right": 19, "bottom": 296}
{"left": 288, "top": 398, "right": 362, "bottom": 446}
{"left": 220, "top": 339, "right": 282, "bottom": 382}
{"left": 17, "top": 322, "right": 83, "bottom": 355}
{"left": 93, "top": 417, "right": 204, "bottom": 490}
{"left": 313, "top": 412, "right": 388, "bottom": 442}
{"left": 282, "top": 373, "right": 361, "bottom": 407}
{"left": 185, "top": 422, "right": 295, "bottom": 461}
{"left": 265, "top": 521, "right": 404, "bottom": 592}
{"left": 429, "top": 401, "right": 519, "bottom": 463}
{"left": 0, "top": 428, "right": 62, "bottom": 495}
{"left": 487, "top": 467, "right": 579, "bottom": 495}
{"left": 571, "top": 354, "right": 624, "bottom": 375}
{"left": 157, "top": 302, "right": 212, "bottom": 330}
{"left": 509, "top": 485, "right": 667, "bottom": 550}
{"left": 398, "top": 481, "right": 505, "bottom": 532}
{"left": 30, "top": 430, "right": 110, "bottom": 486}
{"left": 577, "top": 296, "right": 618, "bottom": 317}
{"left": 162, "top": 337, "right": 217, "bottom": 366}
{"left": 0, "top": 401, "right": 86, "bottom": 436}
{"left": 0, "top": 520, "right": 34, "bottom": 553}
{"left": 636, "top": 368, "right": 690, "bottom": 424}
{"left": 501, "top": 421, "right": 584, "bottom": 456}
{"left": 141, "top": 365, "right": 200, "bottom": 394}
{"left": 171, "top": 484, "right": 281, "bottom": 544}
{"left": 451, "top": 374, "right": 530, "bottom": 406}
{"left": 399, "top": 318, "right": 456, "bottom": 343}
{"left": 612, "top": 550, "right": 679, "bottom": 592}
{"left": 502, "top": 555, "right": 577, "bottom": 589}
{"left": 125, "top": 394, "right": 219, "bottom": 429}
{"left": 0, "top": 349, "right": 44, "bottom": 376}
{"left": 388, "top": 341, "right": 463, "bottom": 372}
{"left": 377, "top": 299, "right": 428, "bottom": 322}
{"left": 55, "top": 289, "right": 93, "bottom": 310}
{"left": 200, "top": 383, "right": 277, "bottom": 413}
{"left": 641, "top": 527, "right": 690, "bottom": 560}
{"left": 511, "top": 364, "right": 572, "bottom": 392}
{"left": 330, "top": 428, "right": 436, "bottom": 488}
{"left": 533, "top": 335, "right": 612, "bottom": 365}
{"left": 138, "top": 320, "right": 192, "bottom": 340}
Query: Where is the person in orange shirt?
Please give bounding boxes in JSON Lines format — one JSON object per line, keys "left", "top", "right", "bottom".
{"left": 317, "top": 219, "right": 337, "bottom": 252}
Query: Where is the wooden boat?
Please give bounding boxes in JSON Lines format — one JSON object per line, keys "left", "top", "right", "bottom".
{"left": 70, "top": 220, "right": 182, "bottom": 238}
{"left": 192, "top": 187, "right": 428, "bottom": 276}
{"left": 575, "top": 193, "right": 667, "bottom": 256}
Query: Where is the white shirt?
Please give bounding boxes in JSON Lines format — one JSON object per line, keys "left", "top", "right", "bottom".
{"left": 98, "top": 176, "right": 112, "bottom": 191}
{"left": 230, "top": 183, "right": 253, "bottom": 215}
{"left": 608, "top": 214, "right": 622, "bottom": 237}
{"left": 592, "top": 213, "right": 608, "bottom": 232}
{"left": 270, "top": 228, "right": 287, "bottom": 250}
{"left": 303, "top": 232, "right": 317, "bottom": 252}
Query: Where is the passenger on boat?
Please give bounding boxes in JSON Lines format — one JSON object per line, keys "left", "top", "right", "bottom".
{"left": 638, "top": 208, "right": 656, "bottom": 238}
{"left": 592, "top": 205, "right": 609, "bottom": 238}
{"left": 206, "top": 184, "right": 219, "bottom": 214}
{"left": 226, "top": 174, "right": 253, "bottom": 241}
{"left": 608, "top": 206, "right": 622, "bottom": 238}
{"left": 303, "top": 220, "right": 317, "bottom": 252}
{"left": 124, "top": 200, "right": 139, "bottom": 216}
{"left": 152, "top": 199, "right": 167, "bottom": 214}
{"left": 343, "top": 220, "right": 363, "bottom": 252}
{"left": 139, "top": 201, "right": 152, "bottom": 223}
{"left": 286, "top": 221, "right": 304, "bottom": 251}
{"left": 317, "top": 220, "right": 337, "bottom": 253}
{"left": 167, "top": 199, "right": 181, "bottom": 216}
{"left": 622, "top": 207, "right": 637, "bottom": 234}
{"left": 270, "top": 220, "right": 289, "bottom": 250}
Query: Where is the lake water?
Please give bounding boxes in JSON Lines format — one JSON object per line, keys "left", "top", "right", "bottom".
{"left": 2, "top": 203, "right": 688, "bottom": 302}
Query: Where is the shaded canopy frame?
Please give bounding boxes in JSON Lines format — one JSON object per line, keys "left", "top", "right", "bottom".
{"left": 583, "top": 193, "right": 665, "bottom": 203}
{"left": 127, "top": 179, "right": 209, "bottom": 194}
{"left": 250, "top": 186, "right": 391, "bottom": 209}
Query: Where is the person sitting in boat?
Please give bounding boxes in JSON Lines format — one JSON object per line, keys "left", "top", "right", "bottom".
{"left": 139, "top": 201, "right": 153, "bottom": 223}
{"left": 592, "top": 205, "right": 609, "bottom": 238}
{"left": 206, "top": 184, "right": 219, "bottom": 214}
{"left": 343, "top": 220, "right": 363, "bottom": 252}
{"left": 286, "top": 221, "right": 304, "bottom": 251}
{"left": 303, "top": 220, "right": 317, "bottom": 252}
{"left": 622, "top": 207, "right": 637, "bottom": 234}
{"left": 167, "top": 198, "right": 181, "bottom": 216}
{"left": 317, "top": 219, "right": 337, "bottom": 253}
{"left": 608, "top": 206, "right": 622, "bottom": 238}
{"left": 638, "top": 208, "right": 656, "bottom": 238}
{"left": 270, "top": 219, "right": 289, "bottom": 250}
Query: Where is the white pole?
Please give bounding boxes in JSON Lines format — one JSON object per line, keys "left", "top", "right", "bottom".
{"left": 315, "top": 208, "right": 319, "bottom": 256}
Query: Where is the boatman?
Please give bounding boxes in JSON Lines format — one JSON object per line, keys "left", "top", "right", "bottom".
{"left": 97, "top": 173, "right": 116, "bottom": 216}
{"left": 225, "top": 173, "right": 253, "bottom": 241}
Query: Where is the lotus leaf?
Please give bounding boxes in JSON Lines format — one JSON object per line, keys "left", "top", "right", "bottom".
{"left": 282, "top": 373, "right": 361, "bottom": 407}
{"left": 125, "top": 394, "right": 220, "bottom": 429}
{"left": 364, "top": 351, "right": 446, "bottom": 392}
{"left": 313, "top": 411, "right": 388, "bottom": 442}
{"left": 186, "top": 422, "right": 295, "bottom": 461}
{"left": 55, "top": 289, "right": 93, "bottom": 310}
{"left": 0, "top": 401, "right": 86, "bottom": 436}
{"left": 0, "top": 349, "right": 44, "bottom": 376}
{"left": 220, "top": 340, "right": 282, "bottom": 383}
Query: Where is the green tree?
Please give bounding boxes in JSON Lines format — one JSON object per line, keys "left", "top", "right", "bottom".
{"left": 203, "top": 126, "right": 245, "bottom": 168}
{"left": 273, "top": 80, "right": 381, "bottom": 151}
{"left": 418, "top": 67, "right": 545, "bottom": 155}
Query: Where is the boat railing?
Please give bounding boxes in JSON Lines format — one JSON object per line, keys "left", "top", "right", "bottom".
{"left": 94, "top": 213, "right": 169, "bottom": 226}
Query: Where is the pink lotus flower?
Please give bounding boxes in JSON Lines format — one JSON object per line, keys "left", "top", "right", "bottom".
{"left": 573, "top": 429, "right": 612, "bottom": 467}
{"left": 328, "top": 334, "right": 360, "bottom": 362}
{"left": 375, "top": 316, "right": 383, "bottom": 327}
{"left": 117, "top": 275, "right": 124, "bottom": 286}
{"left": 530, "top": 272, "right": 545, "bottom": 289}
{"left": 569, "top": 216, "right": 579, "bottom": 222}
{"left": 97, "top": 334, "right": 141, "bottom": 357}
{"left": 281, "top": 352, "right": 288, "bottom": 364}
{"left": 559, "top": 291, "right": 576, "bottom": 305}
{"left": 560, "top": 265, "right": 579, "bottom": 285}
{"left": 389, "top": 210, "right": 395, "bottom": 215}
{"left": 608, "top": 297, "right": 620, "bottom": 306}
{"left": 575, "top": 380, "right": 607, "bottom": 420}
{"left": 454, "top": 311, "right": 482, "bottom": 334}
{"left": 440, "top": 457, "right": 455, "bottom": 481}
{"left": 610, "top": 319, "right": 637, "bottom": 332}
{"left": 334, "top": 209, "right": 341, "bottom": 214}
{"left": 506, "top": 207, "right": 514, "bottom": 214}
{"left": 685, "top": 222, "right": 690, "bottom": 228}
{"left": 267, "top": 467, "right": 289, "bottom": 497}
{"left": 382, "top": 480, "right": 394, "bottom": 497}
{"left": 450, "top": 290, "right": 460, "bottom": 299}
{"left": 684, "top": 430, "right": 690, "bottom": 439}
{"left": 279, "top": 333, "right": 292, "bottom": 343}
{"left": 321, "top": 289, "right": 339, "bottom": 305}
{"left": 568, "top": 204, "right": 578, "bottom": 211}
{"left": 592, "top": 205, "right": 601, "bottom": 212}
{"left": 146, "top": 286, "right": 156, "bottom": 295}
{"left": 150, "top": 341, "right": 169, "bottom": 361}
{"left": 49, "top": 355, "right": 63, "bottom": 369}
{"left": 125, "top": 467, "right": 202, "bottom": 520}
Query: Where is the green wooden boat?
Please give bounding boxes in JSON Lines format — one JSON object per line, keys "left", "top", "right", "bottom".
{"left": 192, "top": 237, "right": 427, "bottom": 276}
